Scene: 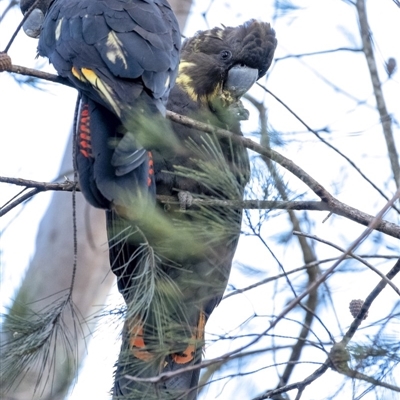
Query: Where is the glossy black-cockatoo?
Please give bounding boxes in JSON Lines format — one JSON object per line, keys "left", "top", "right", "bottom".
{"left": 30, "top": 0, "right": 277, "bottom": 396}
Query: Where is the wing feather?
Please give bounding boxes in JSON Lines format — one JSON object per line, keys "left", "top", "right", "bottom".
{"left": 38, "top": 0, "right": 180, "bottom": 108}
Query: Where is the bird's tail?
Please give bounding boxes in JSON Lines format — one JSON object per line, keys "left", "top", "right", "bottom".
{"left": 106, "top": 209, "right": 207, "bottom": 400}
{"left": 74, "top": 95, "right": 157, "bottom": 210}
{"left": 112, "top": 310, "right": 205, "bottom": 400}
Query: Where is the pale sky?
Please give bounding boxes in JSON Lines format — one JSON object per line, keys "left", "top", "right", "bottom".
{"left": 1, "top": 1, "right": 399, "bottom": 399}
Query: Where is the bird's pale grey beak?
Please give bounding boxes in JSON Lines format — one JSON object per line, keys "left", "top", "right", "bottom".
{"left": 224, "top": 65, "right": 259, "bottom": 99}
{"left": 23, "top": 8, "right": 45, "bottom": 38}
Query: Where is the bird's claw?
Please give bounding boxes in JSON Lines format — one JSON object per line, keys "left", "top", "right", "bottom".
{"left": 228, "top": 100, "right": 250, "bottom": 120}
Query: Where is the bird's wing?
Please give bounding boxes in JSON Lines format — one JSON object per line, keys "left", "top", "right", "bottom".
{"left": 38, "top": 0, "right": 180, "bottom": 208}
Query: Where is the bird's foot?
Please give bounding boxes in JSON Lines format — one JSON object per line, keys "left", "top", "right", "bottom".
{"left": 127, "top": 311, "right": 206, "bottom": 365}
{"left": 127, "top": 318, "right": 154, "bottom": 362}
{"left": 228, "top": 100, "right": 250, "bottom": 120}
{"left": 171, "top": 310, "right": 206, "bottom": 364}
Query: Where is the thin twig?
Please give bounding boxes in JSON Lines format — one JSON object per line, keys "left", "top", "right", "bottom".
{"left": 252, "top": 361, "right": 330, "bottom": 399}
{"left": 293, "top": 231, "right": 400, "bottom": 296}
{"left": 0, "top": 188, "right": 39, "bottom": 216}
{"left": 0, "top": 176, "right": 77, "bottom": 191}
{"left": 342, "top": 257, "right": 400, "bottom": 345}
{"left": 3, "top": 0, "right": 41, "bottom": 53}
{"left": 223, "top": 263, "right": 320, "bottom": 300}
{"left": 225, "top": 254, "right": 400, "bottom": 302}
{"left": 0, "top": 0, "right": 18, "bottom": 24}
{"left": 258, "top": 83, "right": 400, "bottom": 213}
{"left": 254, "top": 256, "right": 400, "bottom": 399}
{"left": 275, "top": 47, "right": 362, "bottom": 61}
{"left": 246, "top": 93, "right": 320, "bottom": 388}
{"left": 167, "top": 111, "right": 400, "bottom": 239}
{"left": 0, "top": 177, "right": 77, "bottom": 217}
{"left": 356, "top": 0, "right": 400, "bottom": 188}
{"left": 7, "top": 65, "right": 72, "bottom": 86}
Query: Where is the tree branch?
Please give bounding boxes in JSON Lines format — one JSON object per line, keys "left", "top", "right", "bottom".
{"left": 254, "top": 257, "right": 400, "bottom": 399}
{"left": 2, "top": 62, "right": 399, "bottom": 222}
{"left": 2, "top": 175, "right": 400, "bottom": 238}
{"left": 257, "top": 83, "right": 400, "bottom": 213}
{"left": 275, "top": 47, "right": 362, "bottom": 62}
{"left": 2, "top": 0, "right": 40, "bottom": 53}
{"left": 8, "top": 64, "right": 72, "bottom": 85}
{"left": 293, "top": 231, "right": 400, "bottom": 296}
{"left": 0, "top": 177, "right": 77, "bottom": 216}
{"left": 252, "top": 361, "right": 330, "bottom": 400}
{"left": 167, "top": 111, "right": 400, "bottom": 238}
{"left": 245, "top": 93, "right": 320, "bottom": 390}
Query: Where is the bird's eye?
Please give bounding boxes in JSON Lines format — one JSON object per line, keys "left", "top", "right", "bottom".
{"left": 220, "top": 50, "right": 232, "bottom": 60}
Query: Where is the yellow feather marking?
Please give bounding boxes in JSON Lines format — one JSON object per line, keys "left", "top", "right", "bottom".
{"left": 207, "top": 82, "right": 223, "bottom": 102}
{"left": 178, "top": 61, "right": 196, "bottom": 72}
{"left": 71, "top": 67, "right": 86, "bottom": 82}
{"left": 80, "top": 68, "right": 121, "bottom": 117}
{"left": 105, "top": 31, "right": 128, "bottom": 69}
{"left": 176, "top": 60, "right": 223, "bottom": 104}
{"left": 96, "top": 79, "right": 121, "bottom": 117}
{"left": 80, "top": 68, "right": 98, "bottom": 86}
{"left": 176, "top": 74, "right": 197, "bottom": 101}
{"left": 176, "top": 61, "right": 199, "bottom": 101}
{"left": 55, "top": 18, "right": 63, "bottom": 41}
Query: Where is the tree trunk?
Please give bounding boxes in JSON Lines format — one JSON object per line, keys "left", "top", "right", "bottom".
{"left": 2, "top": 135, "right": 114, "bottom": 400}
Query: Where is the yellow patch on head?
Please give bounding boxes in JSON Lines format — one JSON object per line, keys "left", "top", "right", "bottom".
{"left": 178, "top": 61, "right": 196, "bottom": 73}
{"left": 201, "top": 82, "right": 223, "bottom": 104}
{"left": 176, "top": 74, "right": 197, "bottom": 101}
{"left": 176, "top": 61, "right": 199, "bottom": 101}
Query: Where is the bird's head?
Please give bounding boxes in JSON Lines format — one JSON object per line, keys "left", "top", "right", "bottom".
{"left": 176, "top": 20, "right": 277, "bottom": 108}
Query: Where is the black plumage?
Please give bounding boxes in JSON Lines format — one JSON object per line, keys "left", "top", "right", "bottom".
{"left": 38, "top": 0, "right": 180, "bottom": 210}
{"left": 36, "top": 1, "right": 277, "bottom": 397}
